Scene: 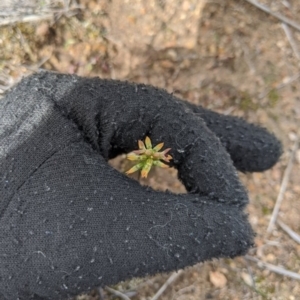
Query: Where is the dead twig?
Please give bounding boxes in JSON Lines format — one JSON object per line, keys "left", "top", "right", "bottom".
{"left": 243, "top": 257, "right": 256, "bottom": 289}
{"left": 0, "top": 14, "right": 53, "bottom": 26}
{"left": 105, "top": 286, "right": 131, "bottom": 300}
{"left": 171, "top": 284, "right": 195, "bottom": 300}
{"left": 0, "top": 3, "right": 82, "bottom": 27}
{"left": 245, "top": 255, "right": 300, "bottom": 280}
{"left": 277, "top": 220, "right": 300, "bottom": 244}
{"left": 98, "top": 287, "right": 105, "bottom": 300}
{"left": 267, "top": 136, "right": 299, "bottom": 233}
{"left": 150, "top": 270, "right": 183, "bottom": 300}
{"left": 281, "top": 23, "right": 300, "bottom": 61}
{"left": 244, "top": 0, "right": 300, "bottom": 32}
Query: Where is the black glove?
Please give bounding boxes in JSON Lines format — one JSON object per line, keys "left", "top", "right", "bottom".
{"left": 0, "top": 71, "right": 281, "bottom": 299}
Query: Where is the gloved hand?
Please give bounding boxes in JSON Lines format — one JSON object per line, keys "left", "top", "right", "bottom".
{"left": 0, "top": 71, "right": 281, "bottom": 299}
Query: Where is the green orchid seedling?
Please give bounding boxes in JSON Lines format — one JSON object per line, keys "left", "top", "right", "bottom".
{"left": 125, "top": 136, "right": 173, "bottom": 178}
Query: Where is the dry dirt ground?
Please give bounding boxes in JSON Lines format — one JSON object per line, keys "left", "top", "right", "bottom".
{"left": 1, "top": 0, "right": 300, "bottom": 299}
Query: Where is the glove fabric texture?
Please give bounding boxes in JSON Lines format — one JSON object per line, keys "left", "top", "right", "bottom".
{"left": 0, "top": 71, "right": 282, "bottom": 299}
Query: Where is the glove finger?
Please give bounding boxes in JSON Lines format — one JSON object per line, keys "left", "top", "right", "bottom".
{"left": 3, "top": 72, "right": 251, "bottom": 206}
{"left": 180, "top": 101, "right": 282, "bottom": 172}
{"left": 47, "top": 74, "right": 249, "bottom": 207}
{"left": 1, "top": 71, "right": 248, "bottom": 207}
{"left": 4, "top": 71, "right": 281, "bottom": 174}
{"left": 1, "top": 141, "right": 253, "bottom": 299}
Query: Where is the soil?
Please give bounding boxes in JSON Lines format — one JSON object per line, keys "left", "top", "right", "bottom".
{"left": 1, "top": 0, "right": 300, "bottom": 299}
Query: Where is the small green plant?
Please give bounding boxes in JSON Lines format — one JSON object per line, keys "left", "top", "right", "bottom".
{"left": 268, "top": 89, "right": 279, "bottom": 108}
{"left": 125, "top": 136, "right": 172, "bottom": 178}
